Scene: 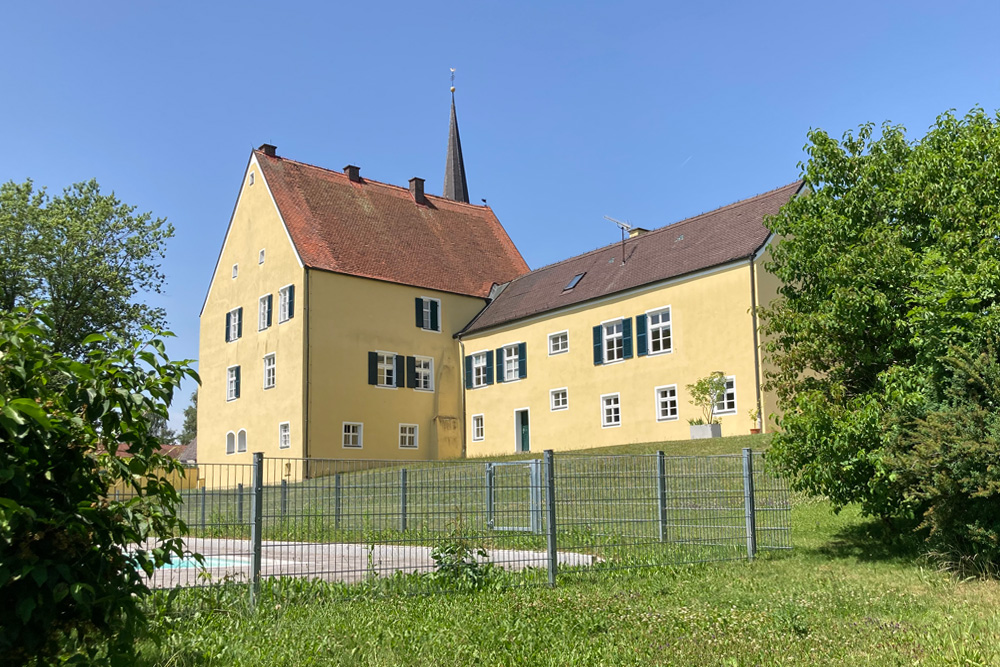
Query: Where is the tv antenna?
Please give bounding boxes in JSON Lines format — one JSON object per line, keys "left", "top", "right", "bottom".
{"left": 604, "top": 215, "right": 632, "bottom": 266}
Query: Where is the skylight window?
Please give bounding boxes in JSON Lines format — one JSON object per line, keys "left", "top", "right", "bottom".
{"left": 564, "top": 273, "right": 585, "bottom": 291}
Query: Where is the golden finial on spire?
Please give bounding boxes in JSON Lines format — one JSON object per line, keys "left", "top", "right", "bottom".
{"left": 450, "top": 68, "right": 456, "bottom": 93}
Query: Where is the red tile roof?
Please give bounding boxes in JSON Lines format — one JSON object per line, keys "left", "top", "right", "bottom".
{"left": 462, "top": 182, "right": 802, "bottom": 334}
{"left": 255, "top": 151, "right": 529, "bottom": 298}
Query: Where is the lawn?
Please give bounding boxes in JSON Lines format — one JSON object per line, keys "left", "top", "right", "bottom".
{"left": 138, "top": 434, "right": 1000, "bottom": 666}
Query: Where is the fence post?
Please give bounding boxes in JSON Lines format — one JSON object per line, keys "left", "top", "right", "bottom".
{"left": 544, "top": 450, "right": 557, "bottom": 587}
{"left": 657, "top": 451, "right": 668, "bottom": 543}
{"left": 742, "top": 448, "right": 757, "bottom": 561}
{"left": 249, "top": 452, "right": 264, "bottom": 606}
{"left": 237, "top": 483, "right": 244, "bottom": 523}
{"left": 399, "top": 468, "right": 408, "bottom": 532}
{"left": 334, "top": 472, "right": 342, "bottom": 530}
{"left": 485, "top": 463, "right": 495, "bottom": 530}
{"left": 200, "top": 485, "right": 207, "bottom": 528}
{"left": 280, "top": 479, "right": 288, "bottom": 517}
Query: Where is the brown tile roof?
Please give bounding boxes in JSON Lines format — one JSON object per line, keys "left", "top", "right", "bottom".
{"left": 462, "top": 182, "right": 801, "bottom": 334}
{"left": 255, "top": 151, "right": 529, "bottom": 298}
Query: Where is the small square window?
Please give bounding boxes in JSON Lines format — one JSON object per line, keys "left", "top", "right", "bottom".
{"left": 656, "top": 385, "right": 678, "bottom": 421}
{"left": 399, "top": 424, "right": 418, "bottom": 449}
{"left": 263, "top": 353, "right": 276, "bottom": 390}
{"left": 550, "top": 388, "right": 568, "bottom": 411}
{"left": 342, "top": 422, "right": 363, "bottom": 448}
{"left": 232, "top": 264, "right": 238, "bottom": 279}
{"left": 279, "top": 422, "right": 290, "bottom": 449}
{"left": 259, "top": 249, "right": 266, "bottom": 265}
{"left": 715, "top": 377, "right": 737, "bottom": 415}
{"left": 471, "top": 414, "right": 485, "bottom": 441}
{"left": 601, "top": 393, "right": 621, "bottom": 428}
{"left": 548, "top": 331, "right": 569, "bottom": 355}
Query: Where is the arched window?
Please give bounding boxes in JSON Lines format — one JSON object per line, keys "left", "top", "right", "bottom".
{"left": 237, "top": 429, "right": 247, "bottom": 453}
{"left": 226, "top": 431, "right": 235, "bottom": 455}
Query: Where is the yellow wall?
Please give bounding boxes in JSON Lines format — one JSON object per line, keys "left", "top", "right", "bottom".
{"left": 307, "top": 271, "right": 486, "bottom": 462}
{"left": 198, "top": 156, "right": 306, "bottom": 469}
{"left": 753, "top": 244, "right": 784, "bottom": 431}
{"left": 461, "top": 262, "right": 764, "bottom": 456}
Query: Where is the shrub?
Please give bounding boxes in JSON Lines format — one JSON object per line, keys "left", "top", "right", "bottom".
{"left": 0, "top": 309, "right": 197, "bottom": 664}
{"left": 686, "top": 371, "right": 728, "bottom": 425}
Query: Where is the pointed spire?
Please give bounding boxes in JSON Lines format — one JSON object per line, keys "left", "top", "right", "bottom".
{"left": 443, "top": 74, "right": 469, "bottom": 203}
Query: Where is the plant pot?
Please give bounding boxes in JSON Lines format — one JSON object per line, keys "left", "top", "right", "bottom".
{"left": 689, "top": 423, "right": 722, "bottom": 439}
{"left": 750, "top": 428, "right": 761, "bottom": 435}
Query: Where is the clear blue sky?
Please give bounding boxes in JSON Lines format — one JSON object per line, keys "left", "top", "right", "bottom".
{"left": 2, "top": 1, "right": 998, "bottom": 429}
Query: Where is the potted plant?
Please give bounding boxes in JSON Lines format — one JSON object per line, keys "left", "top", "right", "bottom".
{"left": 748, "top": 406, "right": 761, "bottom": 435}
{"left": 686, "top": 371, "right": 727, "bottom": 439}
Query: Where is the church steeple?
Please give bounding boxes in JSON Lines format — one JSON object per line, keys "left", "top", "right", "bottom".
{"left": 443, "top": 74, "right": 469, "bottom": 203}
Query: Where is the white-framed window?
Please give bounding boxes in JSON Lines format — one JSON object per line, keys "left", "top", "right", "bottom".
{"left": 471, "top": 414, "right": 485, "bottom": 441}
{"left": 226, "top": 431, "right": 235, "bottom": 455}
{"left": 279, "top": 422, "right": 290, "bottom": 449}
{"left": 342, "top": 422, "right": 363, "bottom": 448}
{"left": 232, "top": 264, "right": 238, "bottom": 279}
{"left": 503, "top": 344, "right": 520, "bottom": 382}
{"left": 655, "top": 384, "right": 679, "bottom": 421}
{"left": 414, "top": 356, "right": 433, "bottom": 391}
{"left": 278, "top": 284, "right": 295, "bottom": 322}
{"left": 399, "top": 424, "right": 418, "bottom": 449}
{"left": 603, "top": 320, "right": 624, "bottom": 363}
{"left": 237, "top": 429, "right": 247, "bottom": 453}
{"left": 263, "top": 353, "right": 276, "bottom": 390}
{"left": 416, "top": 297, "right": 441, "bottom": 332}
{"left": 249, "top": 172, "right": 255, "bottom": 186}
{"left": 226, "top": 365, "right": 241, "bottom": 401}
{"left": 377, "top": 352, "right": 396, "bottom": 387}
{"left": 715, "top": 376, "right": 737, "bottom": 415}
{"left": 227, "top": 307, "right": 242, "bottom": 342}
{"left": 472, "top": 352, "right": 488, "bottom": 388}
{"left": 550, "top": 388, "right": 568, "bottom": 411}
{"left": 648, "top": 307, "right": 672, "bottom": 354}
{"left": 601, "top": 393, "right": 621, "bottom": 428}
{"left": 258, "top": 294, "right": 272, "bottom": 331}
{"left": 548, "top": 331, "right": 569, "bottom": 355}
{"left": 258, "top": 248, "right": 265, "bottom": 264}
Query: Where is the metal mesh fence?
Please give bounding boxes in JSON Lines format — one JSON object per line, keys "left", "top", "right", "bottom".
{"left": 135, "top": 449, "right": 790, "bottom": 594}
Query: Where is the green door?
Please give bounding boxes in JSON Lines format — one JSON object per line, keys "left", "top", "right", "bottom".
{"left": 517, "top": 410, "right": 530, "bottom": 452}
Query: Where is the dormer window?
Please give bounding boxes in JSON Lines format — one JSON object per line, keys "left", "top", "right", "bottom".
{"left": 564, "top": 273, "right": 585, "bottom": 291}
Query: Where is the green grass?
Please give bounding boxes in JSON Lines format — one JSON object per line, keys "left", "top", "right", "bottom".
{"left": 138, "top": 491, "right": 1000, "bottom": 666}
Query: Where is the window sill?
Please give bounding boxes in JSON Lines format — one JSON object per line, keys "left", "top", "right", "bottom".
{"left": 551, "top": 406, "right": 568, "bottom": 412}
{"left": 601, "top": 358, "right": 626, "bottom": 366}
{"left": 548, "top": 350, "right": 569, "bottom": 357}
{"left": 601, "top": 423, "right": 621, "bottom": 429}
{"left": 656, "top": 416, "right": 679, "bottom": 422}
{"left": 646, "top": 349, "right": 673, "bottom": 356}
{"left": 413, "top": 388, "right": 435, "bottom": 393}
{"left": 342, "top": 444, "right": 363, "bottom": 449}
{"left": 375, "top": 385, "right": 399, "bottom": 390}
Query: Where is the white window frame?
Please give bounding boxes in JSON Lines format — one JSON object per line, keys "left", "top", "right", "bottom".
{"left": 419, "top": 296, "right": 442, "bottom": 333}
{"left": 232, "top": 263, "right": 238, "bottom": 279}
{"left": 601, "top": 392, "right": 621, "bottom": 428}
{"left": 548, "top": 330, "right": 569, "bottom": 356}
{"left": 258, "top": 248, "right": 265, "bottom": 265}
{"left": 550, "top": 387, "right": 568, "bottom": 411}
{"left": 226, "top": 431, "right": 235, "bottom": 455}
{"left": 646, "top": 306, "right": 673, "bottom": 355}
{"left": 398, "top": 424, "right": 419, "bottom": 449}
{"left": 602, "top": 318, "right": 624, "bottom": 364}
{"left": 342, "top": 422, "right": 363, "bottom": 449}
{"left": 471, "top": 351, "right": 488, "bottom": 388}
{"left": 258, "top": 295, "right": 270, "bottom": 331}
{"left": 226, "top": 365, "right": 240, "bottom": 402}
{"left": 278, "top": 284, "right": 293, "bottom": 323}
{"left": 715, "top": 376, "right": 737, "bottom": 415}
{"left": 263, "top": 353, "right": 276, "bottom": 390}
{"left": 278, "top": 422, "right": 290, "bottom": 449}
{"left": 376, "top": 351, "right": 397, "bottom": 388}
{"left": 502, "top": 343, "right": 521, "bottom": 382}
{"left": 414, "top": 356, "right": 434, "bottom": 392}
{"left": 228, "top": 307, "right": 241, "bottom": 341}
{"left": 249, "top": 172, "right": 255, "bottom": 186}
{"left": 237, "top": 429, "right": 247, "bottom": 453}
{"left": 655, "top": 384, "right": 679, "bottom": 422}
{"left": 471, "top": 414, "right": 485, "bottom": 442}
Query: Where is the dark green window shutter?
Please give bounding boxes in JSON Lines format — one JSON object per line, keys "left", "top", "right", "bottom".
{"left": 623, "top": 317, "right": 633, "bottom": 359}
{"left": 237, "top": 307, "right": 243, "bottom": 339}
{"left": 406, "top": 356, "right": 417, "bottom": 388}
{"left": 225, "top": 311, "right": 231, "bottom": 342}
{"left": 415, "top": 298, "right": 424, "bottom": 328}
{"left": 518, "top": 342, "right": 527, "bottom": 379}
{"left": 234, "top": 366, "right": 241, "bottom": 398}
{"left": 287, "top": 285, "right": 295, "bottom": 319}
{"left": 464, "top": 355, "right": 473, "bottom": 389}
{"left": 636, "top": 314, "right": 648, "bottom": 356}
{"left": 485, "top": 350, "right": 494, "bottom": 385}
{"left": 430, "top": 299, "right": 439, "bottom": 331}
{"left": 266, "top": 295, "right": 273, "bottom": 327}
{"left": 394, "top": 355, "right": 405, "bottom": 388}
{"left": 496, "top": 347, "right": 505, "bottom": 383}
{"left": 367, "top": 351, "right": 378, "bottom": 385}
{"left": 593, "top": 325, "right": 603, "bottom": 365}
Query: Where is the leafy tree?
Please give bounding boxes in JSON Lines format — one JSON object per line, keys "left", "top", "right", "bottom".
{"left": 761, "top": 107, "right": 1000, "bottom": 524}
{"left": 0, "top": 179, "right": 173, "bottom": 356}
{"left": 686, "top": 371, "right": 729, "bottom": 425}
{"left": 179, "top": 390, "right": 197, "bottom": 445}
{"left": 0, "top": 308, "right": 197, "bottom": 664}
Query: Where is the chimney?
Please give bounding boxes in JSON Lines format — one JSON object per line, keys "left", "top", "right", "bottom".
{"left": 628, "top": 227, "right": 650, "bottom": 239}
{"left": 409, "top": 177, "right": 426, "bottom": 205}
{"left": 343, "top": 165, "right": 361, "bottom": 183}
{"left": 258, "top": 143, "right": 277, "bottom": 157}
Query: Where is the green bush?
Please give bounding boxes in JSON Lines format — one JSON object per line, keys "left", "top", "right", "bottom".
{"left": 0, "top": 308, "right": 197, "bottom": 665}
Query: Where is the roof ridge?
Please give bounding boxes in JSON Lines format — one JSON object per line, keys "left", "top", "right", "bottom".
{"left": 513, "top": 181, "right": 800, "bottom": 279}
{"left": 254, "top": 150, "right": 492, "bottom": 211}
